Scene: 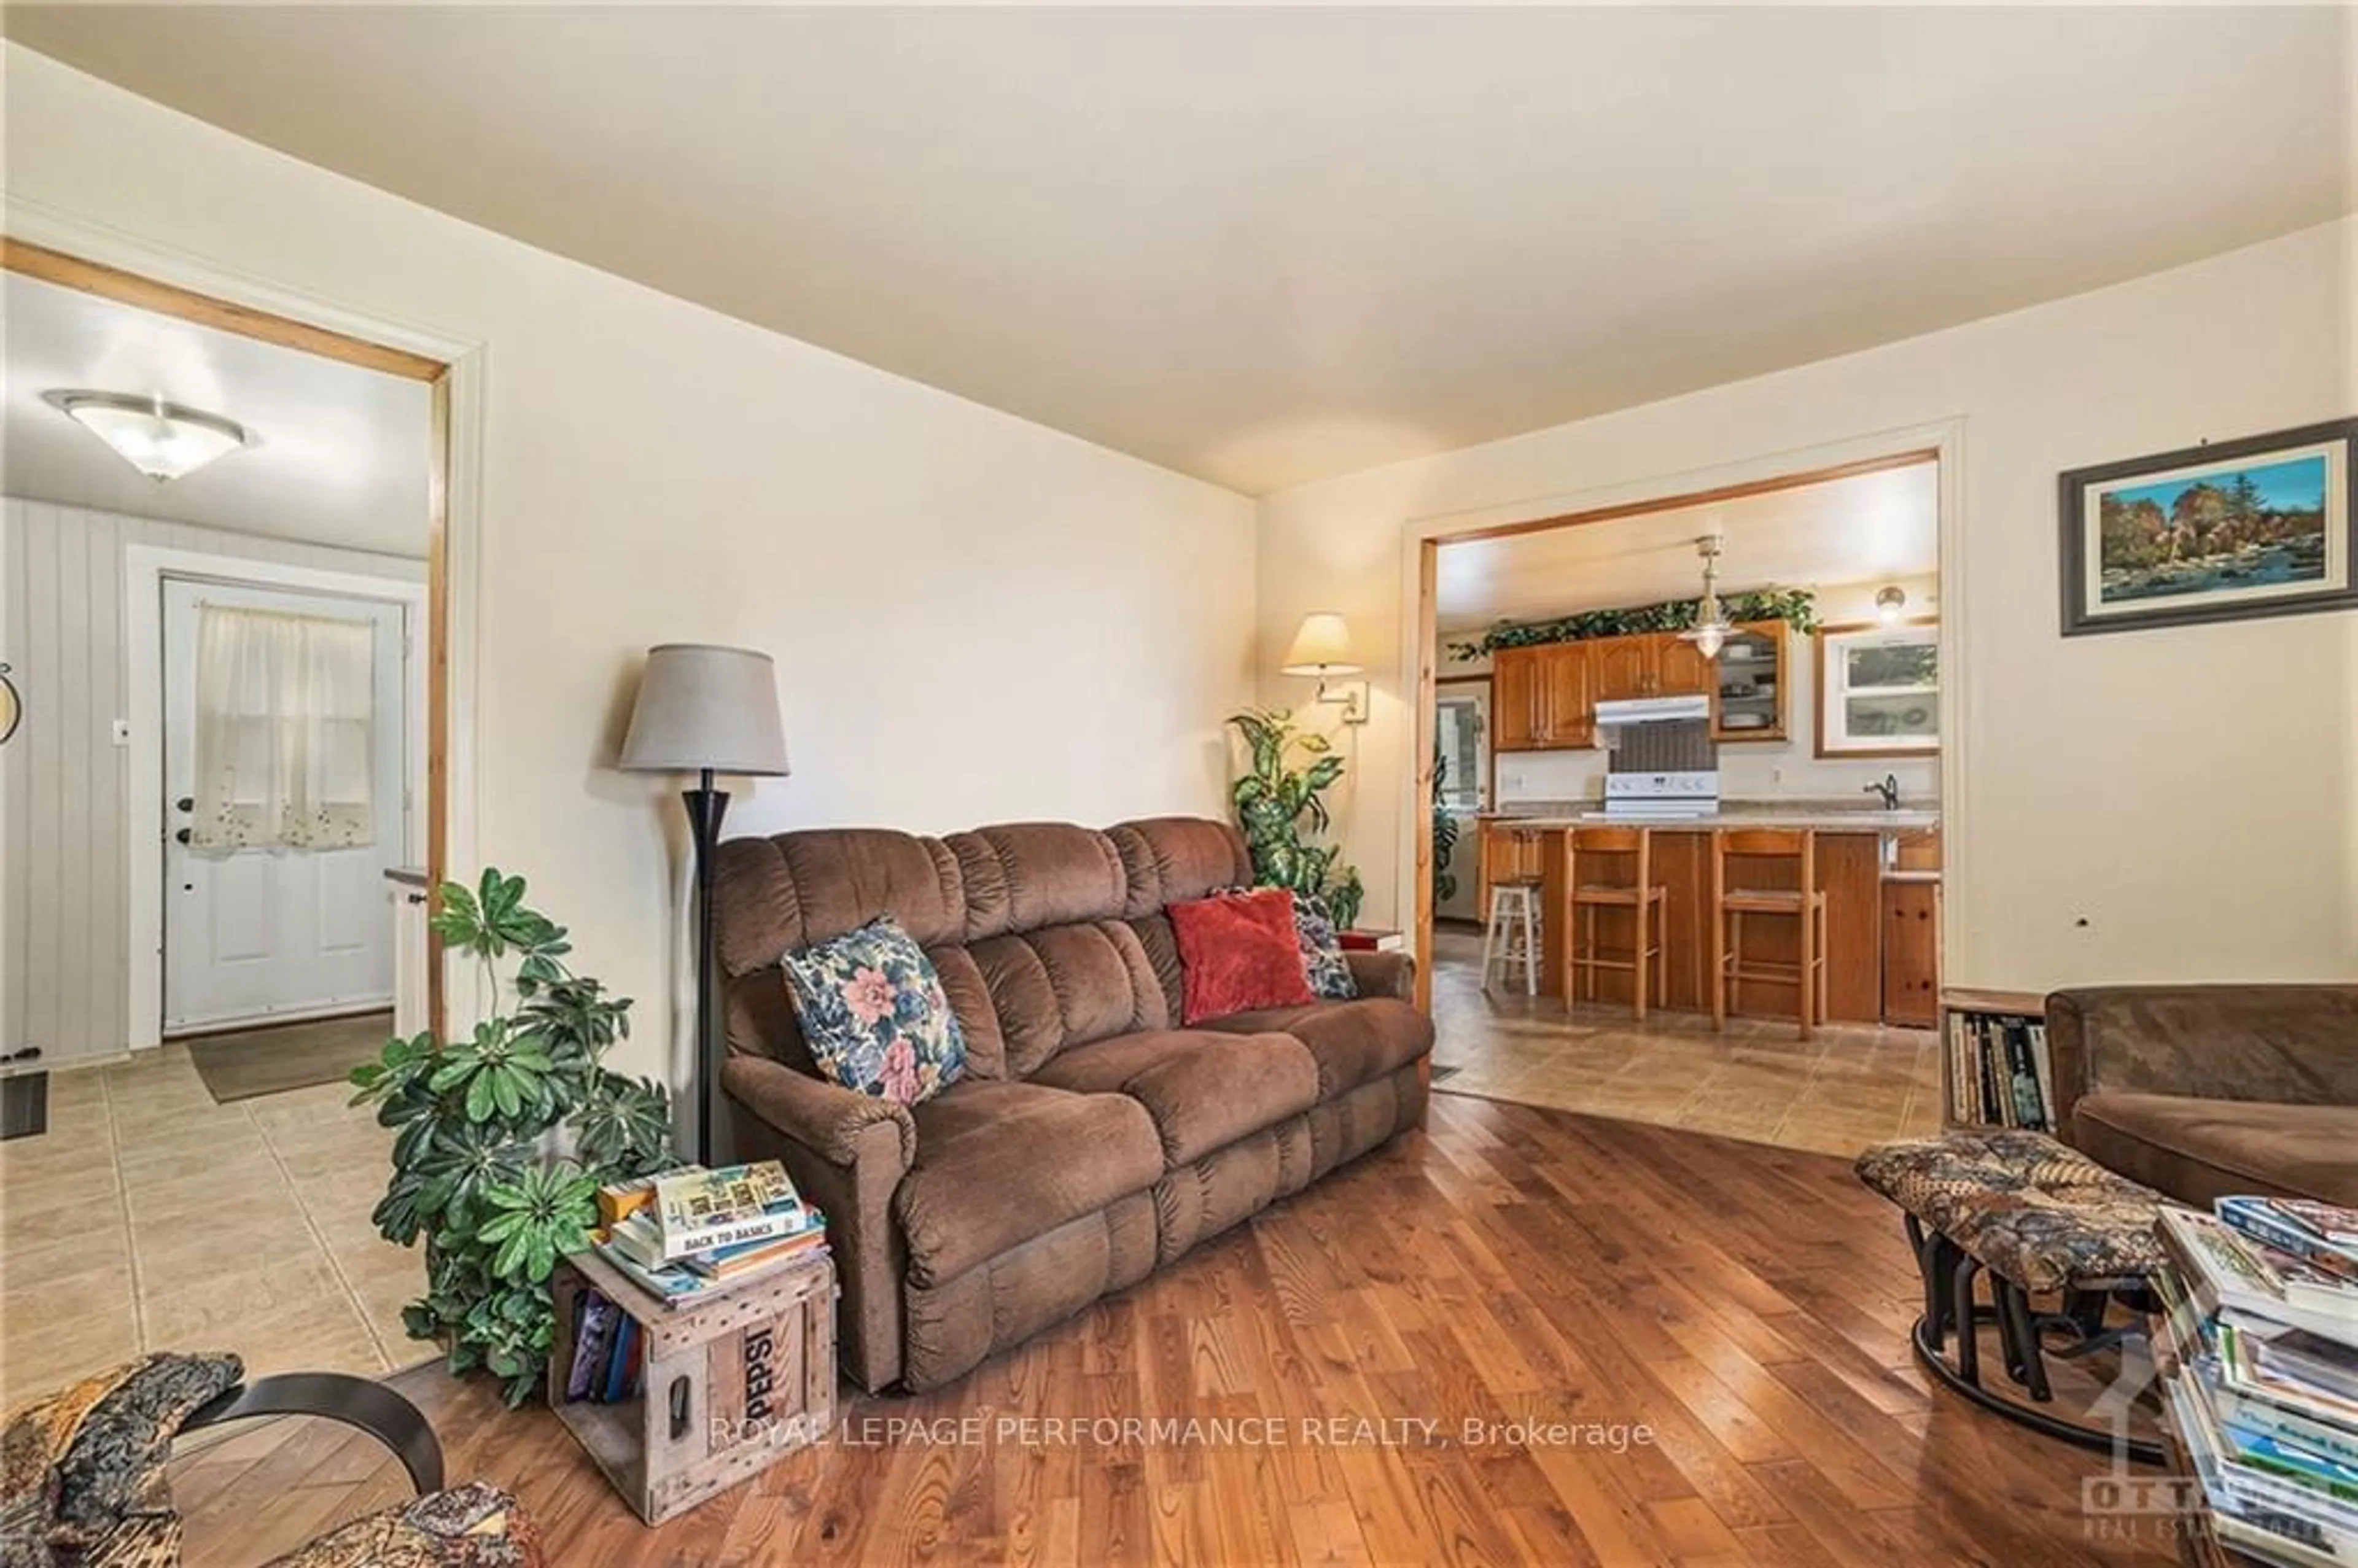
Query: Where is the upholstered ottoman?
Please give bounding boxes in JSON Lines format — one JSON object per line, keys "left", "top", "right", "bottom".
{"left": 1854, "top": 1128, "right": 2173, "bottom": 1462}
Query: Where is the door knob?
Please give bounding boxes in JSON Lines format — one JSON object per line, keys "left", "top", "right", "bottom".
{"left": 175, "top": 797, "right": 194, "bottom": 813}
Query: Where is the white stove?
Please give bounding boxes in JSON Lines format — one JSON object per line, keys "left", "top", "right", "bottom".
{"left": 1602, "top": 769, "right": 1721, "bottom": 820}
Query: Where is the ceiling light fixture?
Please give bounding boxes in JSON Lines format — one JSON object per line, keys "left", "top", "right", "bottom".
{"left": 1678, "top": 534, "right": 1732, "bottom": 659}
{"left": 1875, "top": 584, "right": 1909, "bottom": 625}
{"left": 41, "top": 390, "right": 255, "bottom": 483}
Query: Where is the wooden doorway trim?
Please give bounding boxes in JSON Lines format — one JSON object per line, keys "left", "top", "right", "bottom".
{"left": 1402, "top": 432, "right": 1961, "bottom": 1006}
{"left": 2, "top": 236, "right": 459, "bottom": 1041}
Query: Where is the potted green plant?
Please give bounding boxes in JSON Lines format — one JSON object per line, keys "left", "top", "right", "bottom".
{"left": 1226, "top": 707, "right": 1365, "bottom": 930}
{"left": 350, "top": 871, "right": 674, "bottom": 1406}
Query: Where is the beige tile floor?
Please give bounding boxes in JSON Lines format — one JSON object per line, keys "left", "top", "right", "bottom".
{"left": 1429, "top": 926, "right": 1945, "bottom": 1157}
{"left": 0, "top": 1043, "right": 429, "bottom": 1408}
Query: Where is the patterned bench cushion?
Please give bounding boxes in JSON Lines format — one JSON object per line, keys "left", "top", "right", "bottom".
{"left": 1854, "top": 1129, "right": 2173, "bottom": 1293}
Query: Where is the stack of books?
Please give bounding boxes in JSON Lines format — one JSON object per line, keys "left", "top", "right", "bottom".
{"left": 2156, "top": 1195, "right": 2358, "bottom": 1567}
{"left": 590, "top": 1160, "right": 828, "bottom": 1305}
{"left": 1944, "top": 1004, "right": 2052, "bottom": 1130}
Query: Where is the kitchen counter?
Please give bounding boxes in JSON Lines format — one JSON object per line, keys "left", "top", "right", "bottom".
{"left": 1464, "top": 806, "right": 1944, "bottom": 1025}
{"left": 1474, "top": 803, "right": 1940, "bottom": 833}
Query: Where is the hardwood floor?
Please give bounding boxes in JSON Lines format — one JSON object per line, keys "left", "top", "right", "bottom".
{"left": 170, "top": 1096, "right": 2174, "bottom": 1566}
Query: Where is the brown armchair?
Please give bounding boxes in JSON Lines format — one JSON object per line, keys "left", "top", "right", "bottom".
{"left": 2045, "top": 984, "right": 2358, "bottom": 1206}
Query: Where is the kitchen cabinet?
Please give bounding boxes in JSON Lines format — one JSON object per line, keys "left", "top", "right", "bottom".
{"left": 1881, "top": 875, "right": 1942, "bottom": 1027}
{"left": 1651, "top": 633, "right": 1713, "bottom": 700}
{"left": 1589, "top": 637, "right": 1654, "bottom": 703}
{"left": 1493, "top": 627, "right": 1758, "bottom": 751}
{"left": 1538, "top": 641, "right": 1593, "bottom": 748}
{"left": 1493, "top": 647, "right": 1543, "bottom": 751}
{"left": 1474, "top": 819, "right": 1548, "bottom": 916}
{"left": 1710, "top": 619, "right": 1789, "bottom": 743}
{"left": 1493, "top": 642, "right": 1594, "bottom": 751}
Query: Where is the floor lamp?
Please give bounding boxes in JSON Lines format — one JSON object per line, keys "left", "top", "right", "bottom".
{"left": 620, "top": 645, "right": 790, "bottom": 1164}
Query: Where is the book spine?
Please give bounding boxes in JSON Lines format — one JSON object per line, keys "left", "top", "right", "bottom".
{"left": 2028, "top": 1022, "right": 2055, "bottom": 1133}
{"left": 662, "top": 1208, "right": 807, "bottom": 1260}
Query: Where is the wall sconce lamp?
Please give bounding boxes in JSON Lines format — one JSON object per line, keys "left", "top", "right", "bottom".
{"left": 1280, "top": 612, "right": 1369, "bottom": 724}
{"left": 1875, "top": 584, "right": 1909, "bottom": 625}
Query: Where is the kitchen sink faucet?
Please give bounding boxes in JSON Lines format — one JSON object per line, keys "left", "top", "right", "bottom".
{"left": 1864, "top": 774, "right": 1902, "bottom": 811}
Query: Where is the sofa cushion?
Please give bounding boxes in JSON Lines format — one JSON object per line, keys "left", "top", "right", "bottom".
{"left": 1169, "top": 890, "right": 1316, "bottom": 1025}
{"left": 897, "top": 1081, "right": 1162, "bottom": 1287}
{"left": 1194, "top": 998, "right": 1434, "bottom": 1100}
{"left": 1029, "top": 1029, "right": 1321, "bottom": 1165}
{"left": 2071, "top": 1092, "right": 2358, "bottom": 1208}
{"left": 782, "top": 915, "right": 966, "bottom": 1106}
{"left": 712, "top": 828, "right": 965, "bottom": 977}
{"left": 946, "top": 823, "right": 1129, "bottom": 941}
{"left": 969, "top": 920, "right": 1169, "bottom": 1077}
{"left": 1109, "top": 817, "right": 1255, "bottom": 918}
{"left": 1213, "top": 884, "right": 1356, "bottom": 1001}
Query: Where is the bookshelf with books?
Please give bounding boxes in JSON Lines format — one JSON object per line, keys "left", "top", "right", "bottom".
{"left": 549, "top": 1161, "right": 838, "bottom": 1524}
{"left": 1939, "top": 987, "right": 2055, "bottom": 1133}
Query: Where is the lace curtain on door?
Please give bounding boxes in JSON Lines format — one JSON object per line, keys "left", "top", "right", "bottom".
{"left": 190, "top": 605, "right": 378, "bottom": 850}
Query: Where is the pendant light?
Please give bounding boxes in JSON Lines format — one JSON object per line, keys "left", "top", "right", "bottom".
{"left": 42, "top": 390, "right": 254, "bottom": 483}
{"left": 1678, "top": 534, "right": 1733, "bottom": 659}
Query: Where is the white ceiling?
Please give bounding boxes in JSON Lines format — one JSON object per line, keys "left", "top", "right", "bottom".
{"left": 9, "top": 8, "right": 2352, "bottom": 496}
{"left": 2, "top": 273, "right": 430, "bottom": 556}
{"left": 1436, "top": 460, "right": 1938, "bottom": 633}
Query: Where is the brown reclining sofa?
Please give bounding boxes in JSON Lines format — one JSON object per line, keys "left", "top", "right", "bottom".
{"left": 710, "top": 815, "right": 1434, "bottom": 1392}
{"left": 2047, "top": 984, "right": 2358, "bottom": 1208}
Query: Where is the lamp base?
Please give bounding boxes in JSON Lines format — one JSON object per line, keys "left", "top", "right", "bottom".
{"left": 685, "top": 773, "right": 730, "bottom": 1165}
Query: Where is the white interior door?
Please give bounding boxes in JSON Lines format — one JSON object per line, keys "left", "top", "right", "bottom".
{"left": 162, "top": 578, "right": 407, "bottom": 1032}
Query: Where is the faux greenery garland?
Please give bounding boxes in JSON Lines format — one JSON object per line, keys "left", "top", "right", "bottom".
{"left": 1447, "top": 587, "right": 1818, "bottom": 661}
{"left": 351, "top": 872, "right": 674, "bottom": 1407}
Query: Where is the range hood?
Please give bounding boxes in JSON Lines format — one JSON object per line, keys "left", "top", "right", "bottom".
{"left": 1592, "top": 694, "right": 1710, "bottom": 730}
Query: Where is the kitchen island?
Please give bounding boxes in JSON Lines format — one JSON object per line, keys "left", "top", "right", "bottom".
{"left": 1469, "top": 806, "right": 1942, "bottom": 1026}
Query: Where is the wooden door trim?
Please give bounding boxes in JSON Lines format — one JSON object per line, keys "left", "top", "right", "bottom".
{"left": 1412, "top": 539, "right": 1438, "bottom": 1017}
{"left": 3, "top": 239, "right": 446, "bottom": 382}
{"left": 4, "top": 238, "right": 457, "bottom": 1043}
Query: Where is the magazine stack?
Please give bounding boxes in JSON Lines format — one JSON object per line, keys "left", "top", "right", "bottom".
{"left": 2156, "top": 1196, "right": 2358, "bottom": 1567}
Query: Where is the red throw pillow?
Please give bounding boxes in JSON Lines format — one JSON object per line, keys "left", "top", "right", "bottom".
{"left": 1169, "top": 888, "right": 1317, "bottom": 1025}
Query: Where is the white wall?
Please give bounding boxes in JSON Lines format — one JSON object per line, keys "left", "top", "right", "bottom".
{"left": 2, "top": 47, "right": 1258, "bottom": 1081}
{"left": 0, "top": 499, "right": 426, "bottom": 1060}
{"left": 1259, "top": 218, "right": 2357, "bottom": 991}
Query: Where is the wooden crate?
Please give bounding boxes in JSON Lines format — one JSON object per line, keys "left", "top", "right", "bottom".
{"left": 548, "top": 1247, "right": 835, "bottom": 1524}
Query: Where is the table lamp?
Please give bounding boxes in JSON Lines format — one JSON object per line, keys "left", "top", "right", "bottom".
{"left": 620, "top": 644, "right": 790, "bottom": 1162}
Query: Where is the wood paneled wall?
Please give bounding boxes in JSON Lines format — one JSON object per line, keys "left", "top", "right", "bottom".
{"left": 0, "top": 499, "right": 424, "bottom": 1064}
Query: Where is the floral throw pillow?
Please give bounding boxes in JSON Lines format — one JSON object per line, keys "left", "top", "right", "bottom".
{"left": 781, "top": 915, "right": 965, "bottom": 1106}
{"left": 1213, "top": 885, "right": 1358, "bottom": 1001}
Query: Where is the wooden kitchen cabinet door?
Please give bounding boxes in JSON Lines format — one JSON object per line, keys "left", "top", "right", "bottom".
{"left": 1538, "top": 642, "right": 1593, "bottom": 747}
{"left": 1652, "top": 634, "right": 1712, "bottom": 699}
{"left": 1492, "top": 647, "right": 1543, "bottom": 751}
{"left": 1590, "top": 635, "right": 1654, "bottom": 702}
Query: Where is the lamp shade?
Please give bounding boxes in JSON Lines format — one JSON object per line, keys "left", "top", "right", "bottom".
{"left": 619, "top": 644, "right": 790, "bottom": 775}
{"left": 1280, "top": 613, "right": 1361, "bottom": 675}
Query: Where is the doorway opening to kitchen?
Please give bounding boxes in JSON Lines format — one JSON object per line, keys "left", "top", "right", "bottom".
{"left": 1415, "top": 447, "right": 1950, "bottom": 1158}
{"left": 0, "top": 241, "right": 456, "bottom": 1405}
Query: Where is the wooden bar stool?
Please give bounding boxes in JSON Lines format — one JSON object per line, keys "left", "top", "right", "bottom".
{"left": 1710, "top": 828, "right": 1830, "bottom": 1039}
{"left": 1481, "top": 828, "right": 1544, "bottom": 996}
{"left": 1565, "top": 826, "right": 1669, "bottom": 1020}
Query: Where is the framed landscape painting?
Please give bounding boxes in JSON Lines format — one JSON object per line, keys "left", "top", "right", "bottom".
{"left": 2060, "top": 419, "right": 2356, "bottom": 636}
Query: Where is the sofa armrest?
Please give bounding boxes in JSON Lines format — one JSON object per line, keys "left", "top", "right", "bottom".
{"left": 2045, "top": 985, "right": 2358, "bottom": 1134}
{"left": 722, "top": 1052, "right": 916, "bottom": 1168}
{"left": 1347, "top": 950, "right": 1416, "bottom": 1001}
{"left": 722, "top": 1054, "right": 915, "bottom": 1391}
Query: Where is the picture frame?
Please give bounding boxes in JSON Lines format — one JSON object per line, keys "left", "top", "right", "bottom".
{"left": 2058, "top": 418, "right": 2356, "bottom": 637}
{"left": 1815, "top": 619, "right": 1938, "bottom": 759}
